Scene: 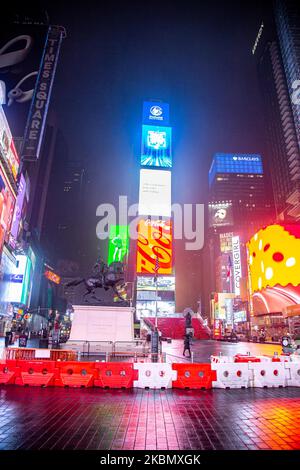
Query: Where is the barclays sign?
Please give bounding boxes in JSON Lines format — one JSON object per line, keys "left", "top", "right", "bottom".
{"left": 143, "top": 101, "right": 169, "bottom": 125}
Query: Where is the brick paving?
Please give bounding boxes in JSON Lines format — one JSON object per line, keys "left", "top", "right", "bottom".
{"left": 0, "top": 386, "right": 299, "bottom": 450}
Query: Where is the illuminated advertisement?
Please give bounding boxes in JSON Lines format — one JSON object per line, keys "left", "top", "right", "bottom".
{"left": 220, "top": 232, "right": 234, "bottom": 253}
{"left": 136, "top": 275, "right": 175, "bottom": 291}
{"left": 10, "top": 173, "right": 26, "bottom": 244}
{"left": 141, "top": 125, "right": 172, "bottom": 167}
{"left": 142, "top": 101, "right": 169, "bottom": 126}
{"left": 232, "top": 235, "right": 241, "bottom": 296}
{"left": 107, "top": 225, "right": 129, "bottom": 265}
{"left": 0, "top": 25, "right": 48, "bottom": 138}
{"left": 213, "top": 293, "right": 236, "bottom": 320}
{"left": 213, "top": 320, "right": 222, "bottom": 339}
{"left": 0, "top": 166, "right": 15, "bottom": 251}
{"left": 136, "top": 300, "right": 175, "bottom": 320}
{"left": 209, "top": 153, "right": 263, "bottom": 186}
{"left": 136, "top": 219, "right": 172, "bottom": 274}
{"left": 139, "top": 169, "right": 171, "bottom": 216}
{"left": 0, "top": 106, "right": 20, "bottom": 181}
{"left": 208, "top": 202, "right": 233, "bottom": 227}
{"left": 136, "top": 290, "right": 175, "bottom": 302}
{"left": 247, "top": 224, "right": 300, "bottom": 315}
{"left": 44, "top": 270, "right": 61, "bottom": 285}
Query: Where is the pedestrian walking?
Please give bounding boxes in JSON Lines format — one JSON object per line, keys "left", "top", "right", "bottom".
{"left": 183, "top": 334, "right": 191, "bottom": 358}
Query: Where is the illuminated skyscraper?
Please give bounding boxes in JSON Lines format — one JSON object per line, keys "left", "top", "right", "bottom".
{"left": 252, "top": 0, "right": 300, "bottom": 220}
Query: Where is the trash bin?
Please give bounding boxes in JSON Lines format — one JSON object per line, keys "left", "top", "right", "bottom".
{"left": 39, "top": 338, "right": 49, "bottom": 349}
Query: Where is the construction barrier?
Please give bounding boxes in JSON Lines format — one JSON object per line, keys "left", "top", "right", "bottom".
{"left": 211, "top": 362, "right": 252, "bottom": 388}
{"left": 172, "top": 363, "right": 216, "bottom": 389}
{"left": 249, "top": 362, "right": 286, "bottom": 388}
{"left": 94, "top": 362, "right": 138, "bottom": 388}
{"left": 50, "top": 350, "right": 77, "bottom": 361}
{"left": 5, "top": 348, "right": 36, "bottom": 361}
{"left": 55, "top": 361, "right": 97, "bottom": 387}
{"left": 234, "top": 354, "right": 261, "bottom": 363}
{"left": 0, "top": 360, "right": 20, "bottom": 385}
{"left": 284, "top": 362, "right": 300, "bottom": 387}
{"left": 15, "top": 360, "right": 59, "bottom": 387}
{"left": 210, "top": 355, "right": 234, "bottom": 363}
{"left": 133, "top": 363, "right": 176, "bottom": 389}
{"left": 4, "top": 348, "right": 76, "bottom": 362}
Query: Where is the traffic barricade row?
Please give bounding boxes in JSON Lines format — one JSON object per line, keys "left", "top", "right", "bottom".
{"left": 1, "top": 358, "right": 300, "bottom": 389}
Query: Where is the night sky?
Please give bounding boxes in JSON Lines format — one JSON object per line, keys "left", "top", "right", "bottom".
{"left": 10, "top": 0, "right": 270, "bottom": 291}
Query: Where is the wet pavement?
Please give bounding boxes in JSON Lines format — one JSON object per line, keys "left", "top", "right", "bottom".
{"left": 163, "top": 339, "right": 283, "bottom": 363}
{"left": 0, "top": 386, "right": 299, "bottom": 450}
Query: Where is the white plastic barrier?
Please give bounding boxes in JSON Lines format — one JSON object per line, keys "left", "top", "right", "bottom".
{"left": 249, "top": 362, "right": 286, "bottom": 388}
{"left": 284, "top": 362, "right": 300, "bottom": 387}
{"left": 211, "top": 363, "right": 252, "bottom": 388}
{"left": 210, "top": 356, "right": 234, "bottom": 364}
{"left": 133, "top": 363, "right": 177, "bottom": 389}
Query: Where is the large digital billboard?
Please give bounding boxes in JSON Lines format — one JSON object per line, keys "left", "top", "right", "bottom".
{"left": 208, "top": 202, "right": 233, "bottom": 227}
{"left": 0, "top": 25, "right": 49, "bottom": 139}
{"left": 138, "top": 169, "right": 171, "bottom": 216}
{"left": 10, "top": 173, "right": 26, "bottom": 244}
{"left": 136, "top": 219, "right": 172, "bottom": 274}
{"left": 136, "top": 275, "right": 175, "bottom": 291}
{"left": 136, "top": 300, "right": 175, "bottom": 320}
{"left": 0, "top": 106, "right": 20, "bottom": 181}
{"left": 209, "top": 153, "right": 263, "bottom": 186}
{"left": 0, "top": 165, "right": 16, "bottom": 251}
{"left": 142, "top": 101, "right": 169, "bottom": 126}
{"left": 141, "top": 125, "right": 172, "bottom": 168}
{"left": 247, "top": 224, "right": 300, "bottom": 315}
{"left": 107, "top": 225, "right": 129, "bottom": 265}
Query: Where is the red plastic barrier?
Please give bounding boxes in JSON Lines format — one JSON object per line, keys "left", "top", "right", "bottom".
{"left": 94, "top": 362, "right": 138, "bottom": 389}
{"left": 15, "top": 360, "right": 59, "bottom": 387}
{"left": 172, "top": 363, "right": 216, "bottom": 390}
{"left": 55, "top": 361, "right": 97, "bottom": 387}
{"left": 234, "top": 355, "right": 261, "bottom": 363}
{"left": 0, "top": 360, "right": 20, "bottom": 385}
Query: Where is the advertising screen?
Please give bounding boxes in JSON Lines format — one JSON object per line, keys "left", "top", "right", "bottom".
{"left": 136, "top": 290, "right": 175, "bottom": 302}
{"left": 141, "top": 125, "right": 172, "bottom": 168}
{"left": 209, "top": 153, "right": 263, "bottom": 186}
{"left": 0, "top": 166, "right": 16, "bottom": 251}
{"left": 208, "top": 202, "right": 233, "bottom": 227}
{"left": 136, "top": 300, "right": 175, "bottom": 320}
{"left": 0, "top": 25, "right": 49, "bottom": 138}
{"left": 139, "top": 169, "right": 171, "bottom": 216}
{"left": 136, "top": 219, "right": 172, "bottom": 274}
{"left": 220, "top": 232, "right": 234, "bottom": 253}
{"left": 0, "top": 246, "right": 17, "bottom": 309}
{"left": 247, "top": 224, "right": 300, "bottom": 315}
{"left": 142, "top": 101, "right": 169, "bottom": 126}
{"left": 44, "top": 270, "right": 61, "bottom": 285}
{"left": 10, "top": 173, "right": 26, "bottom": 243}
{"left": 0, "top": 106, "right": 20, "bottom": 181}
{"left": 136, "top": 275, "right": 175, "bottom": 291}
{"left": 5, "top": 254, "right": 27, "bottom": 303}
{"left": 107, "top": 225, "right": 129, "bottom": 265}
{"left": 247, "top": 224, "right": 300, "bottom": 292}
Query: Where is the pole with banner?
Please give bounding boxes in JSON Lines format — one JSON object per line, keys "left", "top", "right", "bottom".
{"left": 151, "top": 255, "right": 160, "bottom": 360}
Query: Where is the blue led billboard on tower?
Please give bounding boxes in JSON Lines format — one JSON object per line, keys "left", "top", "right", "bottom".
{"left": 141, "top": 125, "right": 172, "bottom": 168}
{"left": 142, "top": 101, "right": 169, "bottom": 126}
{"left": 209, "top": 153, "right": 263, "bottom": 186}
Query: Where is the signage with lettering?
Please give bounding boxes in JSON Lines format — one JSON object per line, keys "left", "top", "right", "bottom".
{"left": 232, "top": 235, "right": 242, "bottom": 296}
{"left": 22, "top": 26, "right": 63, "bottom": 161}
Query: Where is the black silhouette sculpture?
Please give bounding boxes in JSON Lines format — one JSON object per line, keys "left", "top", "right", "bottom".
{"left": 64, "top": 257, "right": 127, "bottom": 304}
